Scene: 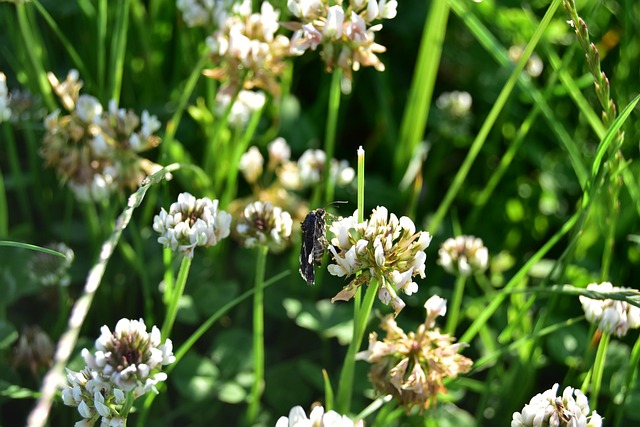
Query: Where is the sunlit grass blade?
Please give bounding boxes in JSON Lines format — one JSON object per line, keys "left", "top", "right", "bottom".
{"left": 395, "top": 0, "right": 449, "bottom": 180}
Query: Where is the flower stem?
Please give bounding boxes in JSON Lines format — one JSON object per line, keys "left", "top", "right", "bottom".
{"left": 247, "top": 245, "right": 269, "bottom": 425}
{"left": 323, "top": 68, "right": 342, "bottom": 205}
{"left": 588, "top": 331, "right": 610, "bottom": 411}
{"left": 336, "top": 279, "right": 379, "bottom": 414}
{"left": 445, "top": 275, "right": 467, "bottom": 335}
{"left": 336, "top": 148, "right": 371, "bottom": 413}
{"left": 161, "top": 255, "right": 192, "bottom": 342}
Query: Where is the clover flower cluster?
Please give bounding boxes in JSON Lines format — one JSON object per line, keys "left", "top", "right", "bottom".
{"left": 511, "top": 383, "right": 602, "bottom": 427}
{"left": 0, "top": 72, "right": 11, "bottom": 122}
{"left": 579, "top": 282, "right": 640, "bottom": 338}
{"left": 438, "top": 235, "right": 488, "bottom": 277}
{"left": 284, "top": 0, "right": 397, "bottom": 93}
{"left": 27, "top": 242, "right": 75, "bottom": 287}
{"left": 205, "top": 0, "right": 291, "bottom": 98}
{"left": 153, "top": 192, "right": 232, "bottom": 258}
{"left": 216, "top": 88, "right": 266, "bottom": 128}
{"left": 62, "top": 318, "right": 175, "bottom": 426}
{"left": 40, "top": 70, "right": 163, "bottom": 202}
{"left": 327, "top": 206, "right": 432, "bottom": 315}
{"left": 177, "top": 0, "right": 229, "bottom": 27}
{"left": 236, "top": 201, "right": 293, "bottom": 252}
{"left": 357, "top": 295, "right": 473, "bottom": 411}
{"left": 12, "top": 326, "right": 54, "bottom": 377}
{"left": 238, "top": 139, "right": 355, "bottom": 192}
{"left": 435, "top": 91, "right": 473, "bottom": 118}
{"left": 276, "top": 405, "right": 363, "bottom": 427}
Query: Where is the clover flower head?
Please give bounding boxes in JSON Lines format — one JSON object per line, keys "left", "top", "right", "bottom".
{"left": 62, "top": 318, "right": 172, "bottom": 426}
{"left": 435, "top": 91, "right": 472, "bottom": 118}
{"left": 298, "top": 148, "right": 326, "bottom": 186}
{"left": 356, "top": 296, "right": 472, "bottom": 411}
{"left": 239, "top": 146, "right": 265, "bottom": 184}
{"left": 275, "top": 405, "right": 364, "bottom": 427}
{"left": 508, "top": 45, "right": 544, "bottom": 78}
{"left": 579, "top": 282, "right": 640, "bottom": 338}
{"left": 11, "top": 326, "right": 54, "bottom": 376}
{"left": 205, "top": 0, "right": 291, "bottom": 97}
{"left": 62, "top": 366, "right": 126, "bottom": 425}
{"left": 328, "top": 207, "right": 432, "bottom": 315}
{"left": 215, "top": 88, "right": 266, "bottom": 127}
{"left": 41, "top": 71, "right": 163, "bottom": 203}
{"left": 331, "top": 158, "right": 355, "bottom": 186}
{"left": 511, "top": 383, "right": 602, "bottom": 427}
{"left": 27, "top": 242, "right": 75, "bottom": 287}
{"left": 81, "top": 318, "right": 175, "bottom": 397}
{"left": 267, "top": 137, "right": 291, "bottom": 168}
{"left": 153, "top": 192, "right": 232, "bottom": 258}
{"left": 236, "top": 200, "right": 293, "bottom": 252}
{"left": 0, "top": 72, "right": 13, "bottom": 123}
{"left": 177, "top": 0, "right": 229, "bottom": 27}
{"left": 438, "top": 235, "right": 488, "bottom": 277}
{"left": 285, "top": 0, "right": 397, "bottom": 94}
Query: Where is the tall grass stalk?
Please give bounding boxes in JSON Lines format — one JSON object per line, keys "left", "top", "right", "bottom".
{"left": 430, "top": 0, "right": 563, "bottom": 234}
{"left": 445, "top": 275, "right": 467, "bottom": 335}
{"left": 335, "top": 147, "right": 374, "bottom": 414}
{"left": 247, "top": 244, "right": 269, "bottom": 425}
{"left": 160, "top": 255, "right": 193, "bottom": 341}
{"left": 395, "top": 0, "right": 449, "bottom": 181}
{"left": 322, "top": 68, "right": 342, "bottom": 205}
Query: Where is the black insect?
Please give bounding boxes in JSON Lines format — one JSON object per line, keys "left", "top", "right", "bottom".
{"left": 299, "top": 208, "right": 327, "bottom": 286}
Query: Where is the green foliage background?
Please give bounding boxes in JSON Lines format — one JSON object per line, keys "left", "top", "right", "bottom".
{"left": 1, "top": 0, "right": 640, "bottom": 425}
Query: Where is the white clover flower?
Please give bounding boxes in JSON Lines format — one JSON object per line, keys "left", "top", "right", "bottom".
{"left": 205, "top": 0, "right": 291, "bottom": 97}
{"left": 276, "top": 405, "right": 363, "bottom": 427}
{"left": 298, "top": 148, "right": 326, "bottom": 186}
{"left": 328, "top": 207, "right": 432, "bottom": 315}
{"left": 284, "top": 0, "right": 395, "bottom": 93}
{"left": 324, "top": 5, "right": 345, "bottom": 39}
{"left": 177, "top": 0, "right": 222, "bottom": 27}
{"left": 216, "top": 89, "right": 266, "bottom": 127}
{"left": 27, "top": 242, "right": 75, "bottom": 287}
{"left": 81, "top": 318, "right": 175, "bottom": 398}
{"left": 140, "top": 110, "right": 161, "bottom": 138}
{"left": 424, "top": 294, "right": 447, "bottom": 322}
{"left": 435, "top": 91, "right": 472, "bottom": 117}
{"left": 277, "top": 160, "right": 302, "bottom": 190}
{"left": 0, "top": 72, "right": 12, "bottom": 123}
{"left": 153, "top": 192, "right": 232, "bottom": 258}
{"left": 75, "top": 94, "right": 104, "bottom": 124}
{"left": 67, "top": 171, "right": 118, "bottom": 203}
{"left": 239, "top": 146, "right": 264, "bottom": 184}
{"left": 511, "top": 383, "right": 602, "bottom": 427}
{"left": 438, "top": 235, "right": 488, "bottom": 277}
{"left": 61, "top": 366, "right": 124, "bottom": 426}
{"left": 579, "top": 282, "right": 640, "bottom": 338}
{"left": 508, "top": 45, "right": 545, "bottom": 78}
{"left": 331, "top": 159, "right": 355, "bottom": 186}
{"left": 236, "top": 201, "right": 293, "bottom": 253}
{"left": 267, "top": 137, "right": 291, "bottom": 167}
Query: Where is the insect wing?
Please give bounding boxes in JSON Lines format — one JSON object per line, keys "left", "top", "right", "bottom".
{"left": 299, "top": 209, "right": 326, "bottom": 286}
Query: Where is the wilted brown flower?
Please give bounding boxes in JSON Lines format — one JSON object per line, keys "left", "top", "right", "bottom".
{"left": 40, "top": 70, "right": 162, "bottom": 202}
{"left": 357, "top": 295, "right": 473, "bottom": 411}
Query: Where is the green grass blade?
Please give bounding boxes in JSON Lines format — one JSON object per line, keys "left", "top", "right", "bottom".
{"left": 395, "top": 0, "right": 450, "bottom": 180}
